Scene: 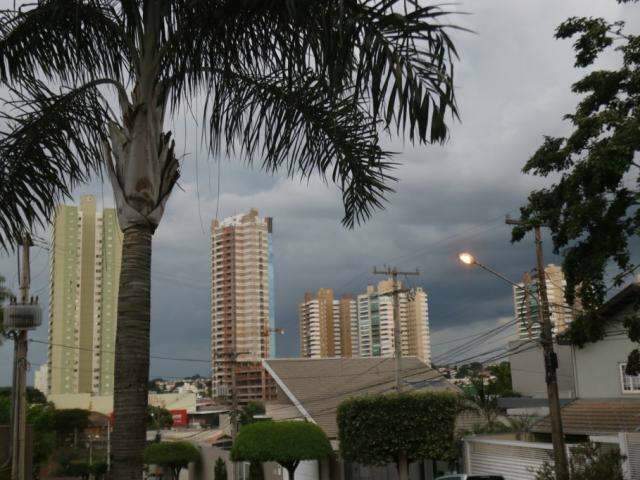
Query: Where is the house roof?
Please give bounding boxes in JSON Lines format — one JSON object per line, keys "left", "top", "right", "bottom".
{"left": 597, "top": 283, "right": 640, "bottom": 318}
{"left": 532, "top": 398, "right": 640, "bottom": 435}
{"left": 263, "top": 357, "right": 458, "bottom": 439}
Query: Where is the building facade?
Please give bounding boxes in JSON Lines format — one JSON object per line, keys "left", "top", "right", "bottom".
{"left": 514, "top": 264, "right": 578, "bottom": 340}
{"left": 299, "top": 279, "right": 431, "bottom": 364}
{"left": 48, "top": 195, "right": 122, "bottom": 396}
{"left": 299, "top": 289, "right": 357, "bottom": 358}
{"left": 210, "top": 209, "right": 275, "bottom": 402}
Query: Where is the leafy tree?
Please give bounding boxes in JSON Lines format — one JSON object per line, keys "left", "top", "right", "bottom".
{"left": 486, "top": 362, "right": 513, "bottom": 396}
{"left": 231, "top": 421, "right": 331, "bottom": 480}
{"left": 0, "top": 387, "right": 47, "bottom": 404}
{"left": 337, "top": 392, "right": 459, "bottom": 480}
{"left": 51, "top": 408, "right": 90, "bottom": 446}
{"left": 144, "top": 441, "right": 200, "bottom": 480}
{"left": 248, "top": 460, "right": 265, "bottom": 480}
{"left": 0, "top": 273, "right": 7, "bottom": 341}
{"left": 0, "top": 396, "right": 9, "bottom": 424}
{"left": 148, "top": 405, "right": 173, "bottom": 430}
{"left": 462, "top": 376, "right": 502, "bottom": 430}
{"left": 27, "top": 402, "right": 57, "bottom": 472}
{"left": 535, "top": 442, "right": 624, "bottom": 480}
{"left": 239, "top": 401, "right": 266, "bottom": 427}
{"left": 0, "top": 3, "right": 460, "bottom": 477}
{"left": 214, "top": 457, "right": 227, "bottom": 480}
{"left": 513, "top": 0, "right": 639, "bottom": 311}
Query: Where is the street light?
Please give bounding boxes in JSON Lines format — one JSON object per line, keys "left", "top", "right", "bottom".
{"left": 458, "top": 252, "right": 475, "bottom": 265}
{"left": 458, "top": 251, "right": 522, "bottom": 289}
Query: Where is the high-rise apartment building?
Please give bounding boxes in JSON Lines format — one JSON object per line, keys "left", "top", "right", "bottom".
{"left": 514, "top": 264, "right": 578, "bottom": 340}
{"left": 299, "top": 289, "right": 357, "bottom": 358}
{"left": 48, "top": 195, "right": 122, "bottom": 396}
{"left": 357, "top": 279, "right": 431, "bottom": 364}
{"left": 299, "top": 279, "right": 431, "bottom": 364}
{"left": 210, "top": 209, "right": 275, "bottom": 402}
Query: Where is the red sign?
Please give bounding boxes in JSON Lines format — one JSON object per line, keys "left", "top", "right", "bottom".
{"left": 170, "top": 409, "right": 188, "bottom": 427}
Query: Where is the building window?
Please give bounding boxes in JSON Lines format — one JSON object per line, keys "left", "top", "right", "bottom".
{"left": 620, "top": 364, "right": 640, "bottom": 393}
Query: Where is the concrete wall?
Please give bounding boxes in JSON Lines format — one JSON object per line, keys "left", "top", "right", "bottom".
{"left": 573, "top": 314, "right": 639, "bottom": 398}
{"left": 509, "top": 340, "right": 576, "bottom": 399}
{"left": 47, "top": 392, "right": 197, "bottom": 414}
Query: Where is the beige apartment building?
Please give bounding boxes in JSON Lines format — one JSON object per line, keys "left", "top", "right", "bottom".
{"left": 300, "top": 279, "right": 431, "bottom": 364}
{"left": 210, "top": 209, "right": 275, "bottom": 403}
{"left": 299, "top": 289, "right": 357, "bottom": 358}
{"left": 48, "top": 195, "right": 122, "bottom": 396}
{"left": 514, "top": 263, "right": 579, "bottom": 340}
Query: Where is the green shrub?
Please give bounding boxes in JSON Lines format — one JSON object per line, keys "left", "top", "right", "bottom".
{"left": 535, "top": 443, "right": 624, "bottom": 480}
{"left": 213, "top": 457, "right": 227, "bottom": 480}
{"left": 231, "top": 421, "right": 331, "bottom": 480}
{"left": 214, "top": 457, "right": 227, "bottom": 480}
{"left": 144, "top": 441, "right": 200, "bottom": 479}
{"left": 337, "top": 391, "right": 459, "bottom": 466}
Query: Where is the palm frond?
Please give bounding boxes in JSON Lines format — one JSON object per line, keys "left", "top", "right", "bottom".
{"left": 0, "top": 0, "right": 125, "bottom": 84}
{"left": 163, "top": 0, "right": 460, "bottom": 226}
{"left": 200, "top": 68, "right": 395, "bottom": 227}
{"left": 164, "top": 0, "right": 459, "bottom": 141}
{"left": 0, "top": 80, "right": 112, "bottom": 250}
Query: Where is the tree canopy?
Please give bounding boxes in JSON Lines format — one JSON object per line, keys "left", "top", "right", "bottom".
{"left": 231, "top": 421, "right": 332, "bottom": 480}
{"left": 513, "top": 0, "right": 639, "bottom": 310}
{"left": 239, "top": 401, "right": 266, "bottom": 427}
{"left": 148, "top": 405, "right": 173, "bottom": 430}
{"left": 337, "top": 392, "right": 459, "bottom": 466}
{"left": 144, "top": 441, "right": 200, "bottom": 479}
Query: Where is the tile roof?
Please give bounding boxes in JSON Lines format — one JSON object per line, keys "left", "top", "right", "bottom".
{"left": 264, "top": 357, "right": 459, "bottom": 439}
{"left": 532, "top": 398, "right": 640, "bottom": 435}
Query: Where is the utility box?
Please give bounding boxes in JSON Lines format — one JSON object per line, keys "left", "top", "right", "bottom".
{"left": 3, "top": 303, "right": 42, "bottom": 330}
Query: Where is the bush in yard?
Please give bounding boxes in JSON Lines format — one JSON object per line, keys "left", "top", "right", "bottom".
{"left": 144, "top": 441, "right": 201, "bottom": 480}
{"left": 337, "top": 392, "right": 459, "bottom": 479}
{"left": 535, "top": 443, "right": 624, "bottom": 480}
{"left": 231, "top": 421, "right": 332, "bottom": 480}
{"left": 214, "top": 457, "right": 227, "bottom": 480}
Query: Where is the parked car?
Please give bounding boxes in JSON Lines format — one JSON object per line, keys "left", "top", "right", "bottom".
{"left": 436, "top": 475, "right": 505, "bottom": 480}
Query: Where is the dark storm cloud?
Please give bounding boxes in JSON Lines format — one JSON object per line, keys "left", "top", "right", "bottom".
{"left": 1, "top": 0, "right": 637, "bottom": 384}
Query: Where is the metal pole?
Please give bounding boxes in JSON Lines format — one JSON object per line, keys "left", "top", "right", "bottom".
{"left": 391, "top": 271, "right": 402, "bottom": 393}
{"left": 106, "top": 424, "right": 111, "bottom": 473}
{"left": 11, "top": 234, "right": 31, "bottom": 480}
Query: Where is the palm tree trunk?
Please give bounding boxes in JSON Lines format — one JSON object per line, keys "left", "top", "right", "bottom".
{"left": 110, "top": 225, "right": 153, "bottom": 479}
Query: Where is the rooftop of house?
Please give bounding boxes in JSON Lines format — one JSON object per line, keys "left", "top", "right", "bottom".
{"left": 263, "top": 356, "right": 458, "bottom": 439}
{"left": 533, "top": 398, "right": 640, "bottom": 436}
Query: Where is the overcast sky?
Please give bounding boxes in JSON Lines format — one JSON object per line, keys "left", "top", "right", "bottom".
{"left": 0, "top": 0, "right": 638, "bottom": 386}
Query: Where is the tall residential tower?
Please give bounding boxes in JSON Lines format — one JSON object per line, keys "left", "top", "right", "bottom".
{"left": 48, "top": 195, "right": 122, "bottom": 396}
{"left": 514, "top": 264, "right": 578, "bottom": 340}
{"left": 299, "top": 279, "right": 431, "bottom": 364}
{"left": 299, "top": 289, "right": 357, "bottom": 358}
{"left": 210, "top": 209, "right": 275, "bottom": 402}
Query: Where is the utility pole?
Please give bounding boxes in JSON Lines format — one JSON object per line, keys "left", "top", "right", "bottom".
{"left": 372, "top": 266, "right": 418, "bottom": 480}
{"left": 372, "top": 267, "right": 419, "bottom": 392}
{"left": 506, "top": 218, "right": 569, "bottom": 480}
{"left": 11, "top": 233, "right": 33, "bottom": 480}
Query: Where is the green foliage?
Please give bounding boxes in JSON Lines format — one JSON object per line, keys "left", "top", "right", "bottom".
{"left": 239, "top": 401, "right": 266, "bottom": 427}
{"left": 535, "top": 443, "right": 624, "bottom": 480}
{"left": 231, "top": 421, "right": 331, "bottom": 477}
{"left": 27, "top": 402, "right": 57, "bottom": 468}
{"left": 0, "top": 387, "right": 48, "bottom": 404}
{"left": 486, "top": 362, "right": 515, "bottom": 396}
{"left": 249, "top": 461, "right": 265, "bottom": 480}
{"left": 214, "top": 457, "right": 227, "bottom": 480}
{"left": 337, "top": 392, "right": 459, "bottom": 466}
{"left": 51, "top": 408, "right": 90, "bottom": 442}
{"left": 0, "top": 396, "right": 8, "bottom": 424}
{"left": 144, "top": 441, "right": 200, "bottom": 479}
{"left": 513, "top": 2, "right": 640, "bottom": 311}
{"left": 455, "top": 362, "right": 483, "bottom": 379}
{"left": 463, "top": 377, "right": 501, "bottom": 429}
{"left": 148, "top": 405, "right": 173, "bottom": 430}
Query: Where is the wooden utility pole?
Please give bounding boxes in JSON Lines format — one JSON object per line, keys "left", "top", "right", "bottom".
{"left": 506, "top": 219, "right": 569, "bottom": 480}
{"left": 12, "top": 234, "right": 32, "bottom": 480}
{"left": 372, "top": 267, "right": 418, "bottom": 480}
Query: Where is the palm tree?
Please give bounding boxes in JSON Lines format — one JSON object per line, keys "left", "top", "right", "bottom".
{"left": 0, "top": 1, "right": 460, "bottom": 477}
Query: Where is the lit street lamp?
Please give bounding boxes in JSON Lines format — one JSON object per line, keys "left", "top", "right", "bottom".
{"left": 458, "top": 252, "right": 523, "bottom": 289}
